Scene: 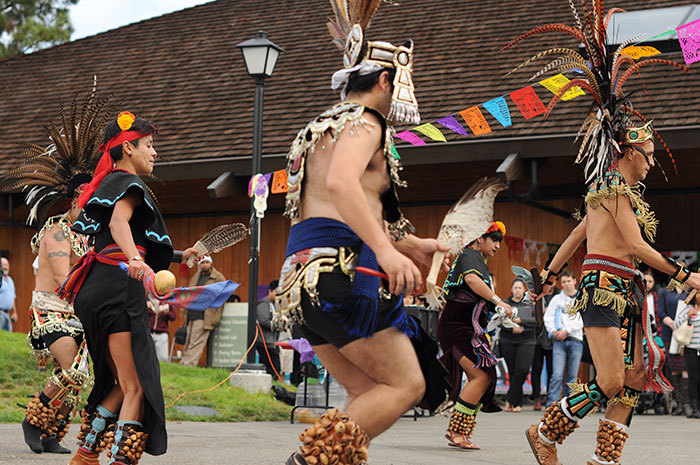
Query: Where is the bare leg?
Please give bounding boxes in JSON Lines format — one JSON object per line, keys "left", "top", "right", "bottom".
{"left": 107, "top": 332, "right": 144, "bottom": 421}
{"left": 585, "top": 326, "right": 626, "bottom": 403}
{"left": 603, "top": 322, "right": 646, "bottom": 424}
{"left": 312, "top": 327, "right": 425, "bottom": 439}
{"left": 457, "top": 355, "right": 491, "bottom": 405}
{"left": 98, "top": 348, "right": 124, "bottom": 415}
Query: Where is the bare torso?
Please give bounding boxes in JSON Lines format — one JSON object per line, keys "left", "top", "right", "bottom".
{"left": 585, "top": 202, "right": 634, "bottom": 263}
{"left": 34, "top": 224, "right": 81, "bottom": 293}
{"left": 298, "top": 125, "right": 389, "bottom": 227}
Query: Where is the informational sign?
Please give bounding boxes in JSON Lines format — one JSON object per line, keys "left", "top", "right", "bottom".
{"left": 209, "top": 303, "right": 248, "bottom": 369}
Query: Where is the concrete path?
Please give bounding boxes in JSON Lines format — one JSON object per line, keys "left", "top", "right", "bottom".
{"left": 2, "top": 409, "right": 698, "bottom": 464}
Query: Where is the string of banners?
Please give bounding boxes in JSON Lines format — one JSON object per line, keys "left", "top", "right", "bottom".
{"left": 396, "top": 21, "right": 700, "bottom": 146}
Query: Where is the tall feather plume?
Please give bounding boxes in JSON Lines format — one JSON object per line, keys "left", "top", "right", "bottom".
{"left": 0, "top": 77, "right": 115, "bottom": 225}
{"left": 425, "top": 178, "right": 506, "bottom": 309}
{"left": 505, "top": 0, "right": 689, "bottom": 183}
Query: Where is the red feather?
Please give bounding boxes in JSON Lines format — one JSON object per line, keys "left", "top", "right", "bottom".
{"left": 615, "top": 59, "right": 689, "bottom": 95}
{"left": 502, "top": 24, "right": 586, "bottom": 51}
{"left": 543, "top": 79, "right": 602, "bottom": 118}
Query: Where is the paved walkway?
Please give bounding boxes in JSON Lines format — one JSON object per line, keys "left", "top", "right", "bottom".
{"left": 2, "top": 410, "right": 699, "bottom": 464}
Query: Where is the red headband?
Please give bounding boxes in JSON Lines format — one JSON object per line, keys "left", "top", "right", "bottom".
{"left": 77, "top": 131, "right": 150, "bottom": 208}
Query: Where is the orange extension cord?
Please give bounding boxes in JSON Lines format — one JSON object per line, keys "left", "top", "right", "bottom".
{"left": 165, "top": 322, "right": 291, "bottom": 409}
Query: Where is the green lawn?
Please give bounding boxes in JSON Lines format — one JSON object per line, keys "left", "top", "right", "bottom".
{"left": 0, "top": 331, "right": 291, "bottom": 423}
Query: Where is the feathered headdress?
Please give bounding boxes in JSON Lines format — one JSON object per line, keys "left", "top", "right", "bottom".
{"left": 327, "top": 0, "right": 420, "bottom": 124}
{"left": 0, "top": 78, "right": 116, "bottom": 224}
{"left": 425, "top": 177, "right": 506, "bottom": 309}
{"left": 503, "top": 0, "right": 689, "bottom": 182}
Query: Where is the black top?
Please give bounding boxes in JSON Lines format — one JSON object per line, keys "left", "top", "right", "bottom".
{"left": 500, "top": 296, "right": 537, "bottom": 343}
{"left": 444, "top": 248, "right": 493, "bottom": 300}
{"left": 73, "top": 171, "right": 173, "bottom": 271}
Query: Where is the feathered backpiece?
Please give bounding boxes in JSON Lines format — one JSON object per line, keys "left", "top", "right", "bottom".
{"left": 425, "top": 177, "right": 506, "bottom": 309}
{"left": 503, "top": 0, "right": 689, "bottom": 183}
{"left": 0, "top": 77, "right": 116, "bottom": 225}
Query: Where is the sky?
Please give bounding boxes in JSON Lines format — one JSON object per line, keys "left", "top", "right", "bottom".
{"left": 69, "top": 0, "right": 213, "bottom": 40}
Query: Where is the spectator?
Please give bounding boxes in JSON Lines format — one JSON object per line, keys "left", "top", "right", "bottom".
{"left": 403, "top": 294, "right": 415, "bottom": 307}
{"left": 658, "top": 280, "right": 689, "bottom": 415}
{"left": 674, "top": 294, "right": 700, "bottom": 418}
{"left": 0, "top": 257, "right": 17, "bottom": 331}
{"left": 544, "top": 271, "right": 583, "bottom": 406}
{"left": 500, "top": 278, "right": 537, "bottom": 412}
{"left": 256, "top": 280, "right": 281, "bottom": 376}
{"left": 644, "top": 270, "right": 660, "bottom": 336}
{"left": 228, "top": 294, "right": 242, "bottom": 303}
{"left": 147, "top": 298, "right": 176, "bottom": 362}
{"left": 531, "top": 285, "right": 556, "bottom": 411}
{"left": 181, "top": 255, "right": 226, "bottom": 366}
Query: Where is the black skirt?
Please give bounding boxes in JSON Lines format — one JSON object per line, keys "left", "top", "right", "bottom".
{"left": 74, "top": 261, "right": 167, "bottom": 456}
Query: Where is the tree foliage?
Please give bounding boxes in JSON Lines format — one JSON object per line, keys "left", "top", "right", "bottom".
{"left": 0, "top": 0, "right": 78, "bottom": 58}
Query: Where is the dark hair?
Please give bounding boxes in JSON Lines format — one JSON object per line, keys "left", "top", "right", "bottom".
{"left": 103, "top": 116, "right": 157, "bottom": 162}
{"left": 227, "top": 294, "right": 241, "bottom": 303}
{"left": 511, "top": 278, "right": 526, "bottom": 289}
{"left": 560, "top": 271, "right": 575, "bottom": 280}
{"left": 268, "top": 280, "right": 279, "bottom": 290}
{"left": 482, "top": 230, "right": 504, "bottom": 242}
{"left": 345, "top": 67, "right": 396, "bottom": 96}
{"left": 66, "top": 173, "right": 93, "bottom": 198}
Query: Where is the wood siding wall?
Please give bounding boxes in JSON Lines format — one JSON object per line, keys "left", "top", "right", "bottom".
{"left": 2, "top": 193, "right": 699, "bottom": 355}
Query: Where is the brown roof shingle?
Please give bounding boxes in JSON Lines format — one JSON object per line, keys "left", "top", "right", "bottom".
{"left": 0, "top": 0, "right": 698, "bottom": 173}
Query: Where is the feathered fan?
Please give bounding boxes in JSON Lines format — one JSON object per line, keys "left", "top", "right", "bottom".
{"left": 503, "top": 0, "right": 689, "bottom": 183}
{"left": 0, "top": 77, "right": 117, "bottom": 224}
{"left": 425, "top": 178, "right": 506, "bottom": 309}
{"left": 185, "top": 223, "right": 249, "bottom": 267}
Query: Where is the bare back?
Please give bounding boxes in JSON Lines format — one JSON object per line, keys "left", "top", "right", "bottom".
{"left": 298, "top": 112, "right": 389, "bottom": 227}
{"left": 34, "top": 223, "right": 81, "bottom": 293}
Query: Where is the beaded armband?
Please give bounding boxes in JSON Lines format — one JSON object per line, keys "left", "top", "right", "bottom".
{"left": 540, "top": 268, "right": 559, "bottom": 286}
{"left": 665, "top": 256, "right": 691, "bottom": 290}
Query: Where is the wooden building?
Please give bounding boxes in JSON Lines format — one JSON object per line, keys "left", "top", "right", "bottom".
{"left": 1, "top": 0, "right": 699, "bottom": 347}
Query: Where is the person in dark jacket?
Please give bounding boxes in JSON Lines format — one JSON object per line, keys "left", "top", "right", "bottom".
{"left": 500, "top": 278, "right": 537, "bottom": 412}
{"left": 256, "top": 280, "right": 280, "bottom": 376}
{"left": 659, "top": 283, "right": 690, "bottom": 415}
{"left": 147, "top": 300, "right": 176, "bottom": 362}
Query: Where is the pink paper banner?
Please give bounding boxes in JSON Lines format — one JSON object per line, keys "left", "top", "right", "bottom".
{"left": 395, "top": 130, "right": 426, "bottom": 146}
{"left": 677, "top": 18, "right": 700, "bottom": 65}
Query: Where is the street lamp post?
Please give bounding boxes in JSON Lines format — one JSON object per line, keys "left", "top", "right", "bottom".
{"left": 237, "top": 31, "right": 283, "bottom": 365}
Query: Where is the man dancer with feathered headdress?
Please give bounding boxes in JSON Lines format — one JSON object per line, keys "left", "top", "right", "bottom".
{"left": 0, "top": 82, "right": 114, "bottom": 455}
{"left": 274, "top": 1, "right": 449, "bottom": 464}
{"left": 503, "top": 1, "right": 700, "bottom": 464}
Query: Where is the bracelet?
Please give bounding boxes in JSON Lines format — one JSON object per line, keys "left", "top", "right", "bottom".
{"left": 490, "top": 295, "right": 502, "bottom": 305}
{"left": 540, "top": 268, "right": 558, "bottom": 286}
{"left": 666, "top": 257, "right": 691, "bottom": 284}
{"left": 128, "top": 255, "right": 144, "bottom": 263}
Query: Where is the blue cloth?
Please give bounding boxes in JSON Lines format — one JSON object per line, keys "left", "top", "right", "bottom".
{"left": 285, "top": 217, "right": 412, "bottom": 338}
{"left": 0, "top": 310, "right": 11, "bottom": 332}
{"left": 0, "top": 275, "right": 15, "bottom": 310}
{"left": 547, "top": 338, "right": 584, "bottom": 406}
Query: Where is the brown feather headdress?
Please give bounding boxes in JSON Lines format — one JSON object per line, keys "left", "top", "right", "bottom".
{"left": 327, "top": 0, "right": 421, "bottom": 124}
{"left": 0, "top": 78, "right": 116, "bottom": 224}
{"left": 504, "top": 0, "right": 689, "bottom": 183}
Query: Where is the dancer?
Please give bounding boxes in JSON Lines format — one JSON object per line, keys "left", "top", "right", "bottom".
{"left": 0, "top": 87, "right": 107, "bottom": 455}
{"left": 504, "top": 2, "right": 700, "bottom": 464}
{"left": 59, "top": 111, "right": 198, "bottom": 465}
{"left": 274, "top": 2, "right": 448, "bottom": 464}
{"left": 438, "top": 221, "right": 510, "bottom": 450}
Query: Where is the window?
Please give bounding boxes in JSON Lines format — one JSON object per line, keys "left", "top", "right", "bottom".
{"left": 606, "top": 4, "right": 700, "bottom": 53}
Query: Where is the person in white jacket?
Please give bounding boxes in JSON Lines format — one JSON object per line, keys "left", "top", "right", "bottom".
{"left": 674, "top": 296, "right": 700, "bottom": 418}
{"left": 544, "top": 271, "right": 584, "bottom": 406}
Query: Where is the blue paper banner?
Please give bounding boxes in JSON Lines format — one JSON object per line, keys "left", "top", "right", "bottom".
{"left": 483, "top": 97, "right": 512, "bottom": 128}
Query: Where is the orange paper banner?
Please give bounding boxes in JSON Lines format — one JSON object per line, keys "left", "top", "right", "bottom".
{"left": 458, "top": 106, "right": 491, "bottom": 135}
{"left": 270, "top": 169, "right": 288, "bottom": 194}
